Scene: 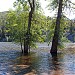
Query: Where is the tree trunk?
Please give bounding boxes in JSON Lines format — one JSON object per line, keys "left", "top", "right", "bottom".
{"left": 24, "top": 37, "right": 28, "bottom": 55}
{"left": 50, "top": 0, "right": 63, "bottom": 56}
{"left": 1, "top": 26, "right": 5, "bottom": 41}
{"left": 24, "top": 0, "right": 35, "bottom": 55}
{"left": 20, "top": 37, "right": 23, "bottom": 53}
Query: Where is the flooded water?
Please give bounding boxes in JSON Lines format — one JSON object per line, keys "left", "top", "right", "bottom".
{"left": 0, "top": 42, "right": 75, "bottom": 75}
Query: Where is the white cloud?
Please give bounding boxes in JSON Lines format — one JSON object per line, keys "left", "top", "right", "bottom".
{"left": 0, "top": 0, "right": 16, "bottom": 12}
{"left": 0, "top": 0, "right": 75, "bottom": 19}
{"left": 40, "top": 0, "right": 55, "bottom": 17}
{"left": 71, "top": 0, "right": 75, "bottom": 3}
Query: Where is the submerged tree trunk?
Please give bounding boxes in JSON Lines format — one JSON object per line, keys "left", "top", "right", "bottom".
{"left": 50, "top": 0, "right": 63, "bottom": 56}
{"left": 24, "top": 0, "right": 35, "bottom": 55}
{"left": 20, "top": 37, "right": 23, "bottom": 53}
{"left": 24, "top": 36, "right": 28, "bottom": 55}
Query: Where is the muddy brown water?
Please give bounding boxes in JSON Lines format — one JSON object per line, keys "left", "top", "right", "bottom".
{"left": 0, "top": 42, "right": 75, "bottom": 75}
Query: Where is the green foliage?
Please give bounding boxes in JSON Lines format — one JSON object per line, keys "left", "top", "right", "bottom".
{"left": 47, "top": 0, "right": 59, "bottom": 11}
{"left": 46, "top": 18, "right": 56, "bottom": 44}
{"left": 47, "top": 15, "right": 70, "bottom": 48}
{"left": 5, "top": 0, "right": 51, "bottom": 48}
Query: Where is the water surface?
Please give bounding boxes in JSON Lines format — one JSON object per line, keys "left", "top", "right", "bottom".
{"left": 0, "top": 42, "right": 75, "bottom": 75}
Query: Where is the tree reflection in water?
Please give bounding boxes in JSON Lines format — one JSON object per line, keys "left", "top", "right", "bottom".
{"left": 50, "top": 54, "right": 64, "bottom": 75}
{"left": 0, "top": 43, "right": 75, "bottom": 75}
{"left": 12, "top": 53, "right": 37, "bottom": 75}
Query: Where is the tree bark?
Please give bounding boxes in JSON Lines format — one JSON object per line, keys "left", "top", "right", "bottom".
{"left": 20, "top": 37, "right": 23, "bottom": 53}
{"left": 50, "top": 0, "right": 63, "bottom": 56}
{"left": 24, "top": 0, "right": 35, "bottom": 55}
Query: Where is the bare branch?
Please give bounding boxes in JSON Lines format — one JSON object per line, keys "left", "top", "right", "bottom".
{"left": 28, "top": 0, "right": 32, "bottom": 9}
{"left": 68, "top": 0, "right": 75, "bottom": 5}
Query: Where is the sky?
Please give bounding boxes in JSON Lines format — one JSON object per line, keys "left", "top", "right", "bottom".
{"left": 40, "top": 0, "right": 75, "bottom": 19}
{"left": 0, "top": 0, "right": 16, "bottom": 12}
{"left": 0, "top": 0, "right": 75, "bottom": 19}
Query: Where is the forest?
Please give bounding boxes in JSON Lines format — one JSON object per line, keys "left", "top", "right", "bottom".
{"left": 0, "top": 0, "right": 75, "bottom": 75}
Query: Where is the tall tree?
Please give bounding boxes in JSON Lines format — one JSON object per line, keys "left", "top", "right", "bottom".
{"left": 6, "top": 0, "right": 50, "bottom": 55}
{"left": 50, "top": 0, "right": 63, "bottom": 56}
{"left": 23, "top": 0, "right": 35, "bottom": 55}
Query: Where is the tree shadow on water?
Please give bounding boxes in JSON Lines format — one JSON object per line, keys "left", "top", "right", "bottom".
{"left": 14, "top": 66, "right": 32, "bottom": 75}
{"left": 12, "top": 53, "right": 36, "bottom": 75}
